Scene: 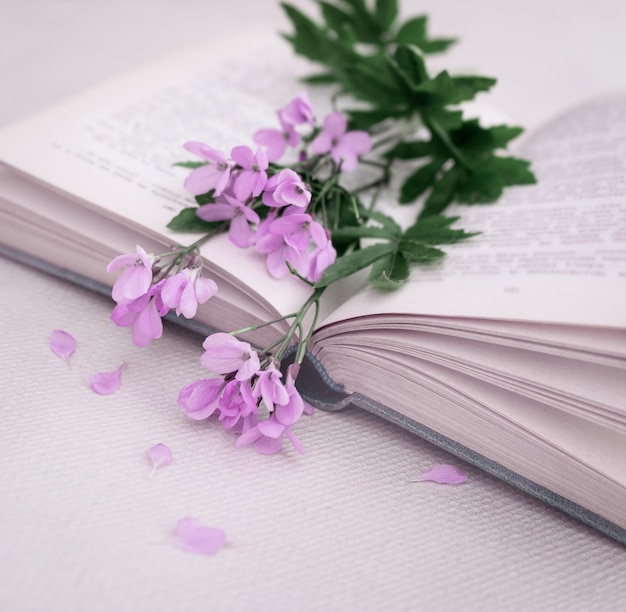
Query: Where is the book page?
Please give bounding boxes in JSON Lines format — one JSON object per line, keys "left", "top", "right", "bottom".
{"left": 320, "top": 94, "right": 626, "bottom": 329}
{"left": 0, "top": 31, "right": 318, "bottom": 318}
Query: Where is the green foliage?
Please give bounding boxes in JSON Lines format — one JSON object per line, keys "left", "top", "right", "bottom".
{"left": 168, "top": 0, "right": 537, "bottom": 295}
{"left": 282, "top": 0, "right": 536, "bottom": 225}
{"left": 166, "top": 207, "right": 222, "bottom": 233}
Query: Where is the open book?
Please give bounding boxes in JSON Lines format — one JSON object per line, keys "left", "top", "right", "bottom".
{"left": 1, "top": 35, "right": 625, "bottom": 544}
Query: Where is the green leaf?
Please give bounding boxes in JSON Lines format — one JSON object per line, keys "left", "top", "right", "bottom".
{"left": 420, "top": 165, "right": 463, "bottom": 216}
{"left": 397, "top": 240, "right": 445, "bottom": 262}
{"left": 399, "top": 158, "right": 445, "bottom": 203}
{"left": 375, "top": 0, "right": 398, "bottom": 31}
{"left": 395, "top": 15, "right": 427, "bottom": 45}
{"left": 281, "top": 3, "right": 331, "bottom": 62}
{"left": 427, "top": 108, "right": 464, "bottom": 130}
{"left": 368, "top": 250, "right": 409, "bottom": 289}
{"left": 418, "top": 37, "right": 457, "bottom": 54}
{"left": 455, "top": 156, "right": 535, "bottom": 204}
{"left": 450, "top": 120, "right": 524, "bottom": 156}
{"left": 301, "top": 72, "right": 337, "bottom": 84}
{"left": 358, "top": 208, "right": 402, "bottom": 235}
{"left": 395, "top": 15, "right": 456, "bottom": 54}
{"left": 194, "top": 190, "right": 215, "bottom": 205}
{"left": 346, "top": 108, "right": 396, "bottom": 130}
{"left": 331, "top": 224, "right": 399, "bottom": 240}
{"left": 403, "top": 215, "right": 478, "bottom": 244}
{"left": 486, "top": 156, "right": 536, "bottom": 186}
{"left": 315, "top": 242, "right": 394, "bottom": 287}
{"left": 173, "top": 161, "right": 206, "bottom": 169}
{"left": 448, "top": 75, "right": 497, "bottom": 104}
{"left": 319, "top": 1, "right": 352, "bottom": 34}
{"left": 387, "top": 45, "right": 429, "bottom": 91}
{"left": 338, "top": 57, "right": 407, "bottom": 105}
{"left": 166, "top": 208, "right": 223, "bottom": 233}
{"left": 386, "top": 138, "right": 441, "bottom": 160}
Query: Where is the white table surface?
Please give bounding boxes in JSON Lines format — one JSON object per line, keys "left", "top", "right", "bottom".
{"left": 1, "top": 1, "right": 626, "bottom": 611}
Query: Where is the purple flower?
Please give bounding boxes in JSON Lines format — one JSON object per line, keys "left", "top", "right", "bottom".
{"left": 231, "top": 145, "right": 268, "bottom": 200}
{"left": 177, "top": 377, "right": 226, "bottom": 420}
{"left": 255, "top": 231, "right": 310, "bottom": 279}
{"left": 161, "top": 268, "right": 218, "bottom": 319}
{"left": 270, "top": 212, "right": 327, "bottom": 252}
{"left": 252, "top": 361, "right": 289, "bottom": 412}
{"left": 218, "top": 379, "right": 257, "bottom": 431}
{"left": 311, "top": 111, "right": 372, "bottom": 172}
{"left": 200, "top": 333, "right": 260, "bottom": 381}
{"left": 182, "top": 141, "right": 231, "bottom": 196}
{"left": 253, "top": 118, "right": 300, "bottom": 163}
{"left": 107, "top": 245, "right": 155, "bottom": 305}
{"left": 196, "top": 195, "right": 260, "bottom": 248}
{"left": 234, "top": 415, "right": 304, "bottom": 455}
{"left": 279, "top": 92, "right": 314, "bottom": 127}
{"left": 262, "top": 169, "right": 311, "bottom": 209}
{"left": 308, "top": 231, "right": 337, "bottom": 282}
{"left": 110, "top": 282, "right": 168, "bottom": 347}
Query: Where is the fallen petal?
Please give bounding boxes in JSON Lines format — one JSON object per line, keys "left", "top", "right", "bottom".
{"left": 411, "top": 464, "right": 468, "bottom": 485}
{"left": 89, "top": 363, "right": 127, "bottom": 395}
{"left": 147, "top": 443, "right": 173, "bottom": 474}
{"left": 50, "top": 329, "right": 77, "bottom": 365}
{"left": 175, "top": 517, "right": 227, "bottom": 556}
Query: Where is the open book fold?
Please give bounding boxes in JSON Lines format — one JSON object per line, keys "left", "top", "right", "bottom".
{"left": 1, "top": 36, "right": 625, "bottom": 543}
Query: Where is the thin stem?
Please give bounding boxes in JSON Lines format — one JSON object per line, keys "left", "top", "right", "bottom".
{"left": 229, "top": 312, "right": 299, "bottom": 336}
{"left": 422, "top": 112, "right": 473, "bottom": 171}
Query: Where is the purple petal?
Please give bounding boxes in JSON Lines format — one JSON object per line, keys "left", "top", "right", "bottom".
{"left": 323, "top": 111, "right": 347, "bottom": 137}
{"left": 89, "top": 363, "right": 127, "bottom": 395}
{"left": 257, "top": 418, "right": 285, "bottom": 439}
{"left": 50, "top": 329, "right": 77, "bottom": 365}
{"left": 183, "top": 141, "right": 225, "bottom": 164}
{"left": 341, "top": 130, "right": 373, "bottom": 155}
{"left": 230, "top": 144, "right": 253, "bottom": 169}
{"left": 175, "top": 517, "right": 227, "bottom": 556}
{"left": 196, "top": 203, "right": 234, "bottom": 222}
{"left": 255, "top": 435, "right": 283, "bottom": 454}
{"left": 412, "top": 464, "right": 468, "bottom": 484}
{"left": 310, "top": 132, "right": 332, "bottom": 155}
{"left": 147, "top": 443, "right": 173, "bottom": 473}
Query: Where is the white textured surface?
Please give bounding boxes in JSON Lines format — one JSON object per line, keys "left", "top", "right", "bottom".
{"left": 2, "top": 1, "right": 626, "bottom": 611}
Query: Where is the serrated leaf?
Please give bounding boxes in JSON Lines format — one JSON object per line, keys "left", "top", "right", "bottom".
{"left": 282, "top": 3, "right": 331, "bottom": 62}
{"left": 166, "top": 207, "right": 223, "bottom": 233}
{"left": 403, "top": 215, "right": 478, "bottom": 244}
{"left": 418, "top": 38, "right": 457, "bottom": 54}
{"left": 448, "top": 75, "right": 497, "bottom": 104}
{"left": 455, "top": 155, "right": 535, "bottom": 204}
{"left": 173, "top": 161, "right": 207, "bottom": 169}
{"left": 338, "top": 58, "right": 406, "bottom": 105}
{"left": 375, "top": 0, "right": 398, "bottom": 30}
{"left": 315, "top": 242, "right": 394, "bottom": 287}
{"left": 397, "top": 240, "right": 445, "bottom": 262}
{"left": 368, "top": 250, "right": 409, "bottom": 289}
{"left": 400, "top": 158, "right": 445, "bottom": 203}
{"left": 486, "top": 156, "right": 536, "bottom": 186}
{"left": 395, "top": 15, "right": 427, "bottom": 45}
{"left": 395, "top": 15, "right": 456, "bottom": 54}
{"left": 450, "top": 120, "right": 524, "bottom": 156}
{"left": 319, "top": 1, "right": 352, "bottom": 33}
{"left": 420, "top": 165, "right": 462, "bottom": 217}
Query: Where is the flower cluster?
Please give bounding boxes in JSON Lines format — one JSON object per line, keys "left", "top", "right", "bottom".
{"left": 108, "top": 246, "right": 217, "bottom": 346}
{"left": 107, "top": 92, "right": 375, "bottom": 455}
{"left": 182, "top": 93, "right": 372, "bottom": 283}
{"left": 178, "top": 333, "right": 311, "bottom": 454}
